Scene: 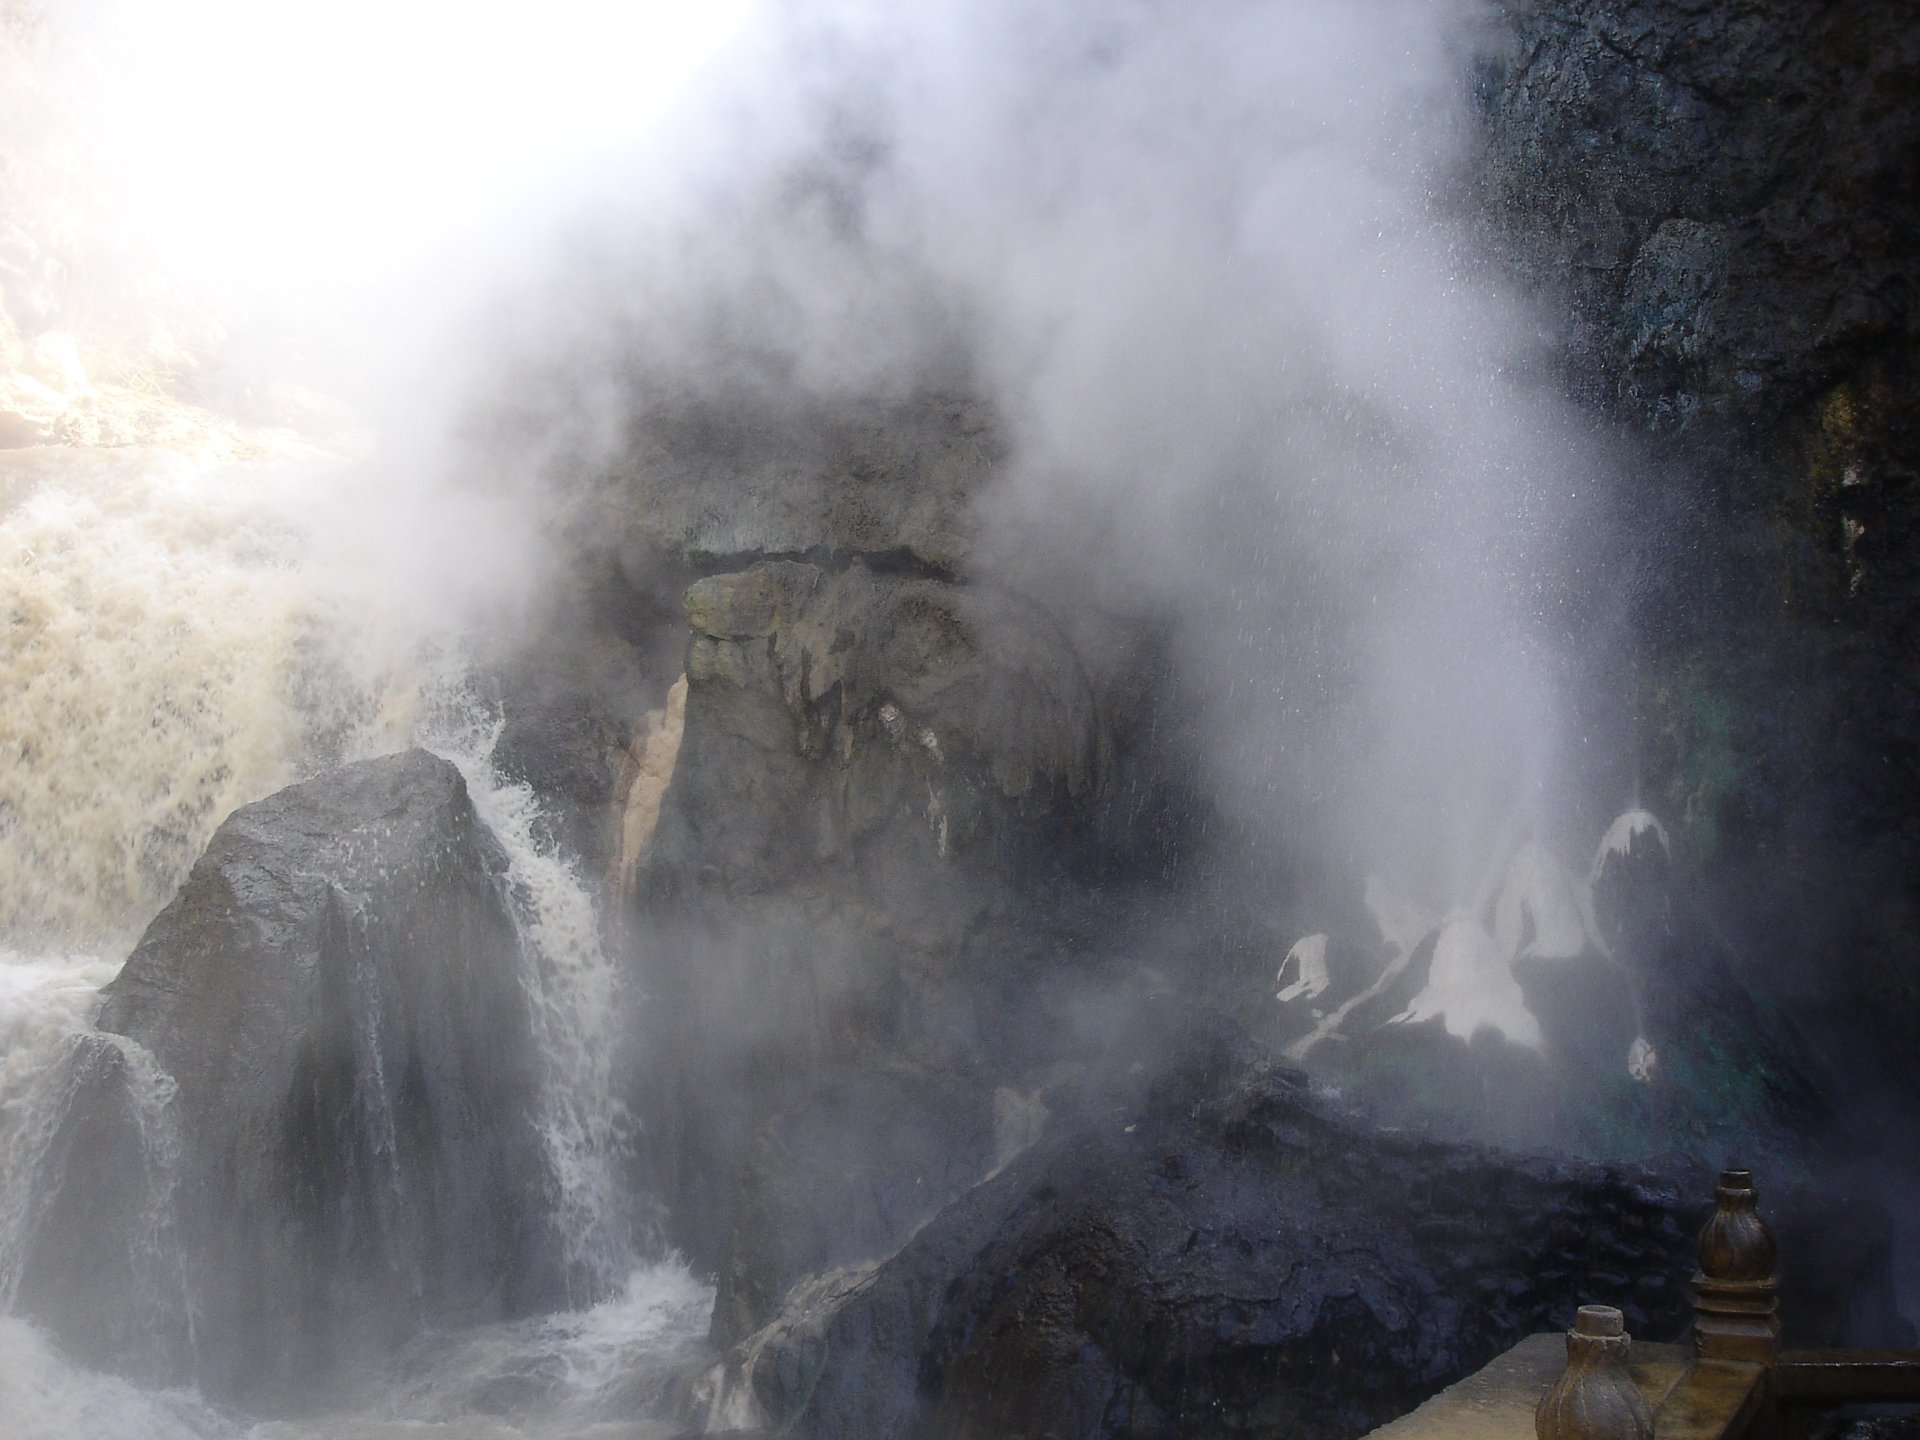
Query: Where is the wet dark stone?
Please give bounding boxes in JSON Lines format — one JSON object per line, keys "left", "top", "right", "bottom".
{"left": 709, "top": 1061, "right": 998, "bottom": 1351}
{"left": 1812, "top": 1421, "right": 1920, "bottom": 1440}
{"left": 629, "top": 557, "right": 1111, "bottom": 1276}
{"left": 30, "top": 750, "right": 565, "bottom": 1407}
{"left": 735, "top": 1054, "right": 1703, "bottom": 1440}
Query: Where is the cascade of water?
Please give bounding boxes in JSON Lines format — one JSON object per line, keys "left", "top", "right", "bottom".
{"left": 0, "top": 447, "right": 422, "bottom": 956}
{"left": 0, "top": 953, "right": 196, "bottom": 1381}
{"left": 0, "top": 954, "right": 121, "bottom": 1304}
{"left": 416, "top": 677, "right": 646, "bottom": 1301}
{"left": 0, "top": 684, "right": 702, "bottom": 1434}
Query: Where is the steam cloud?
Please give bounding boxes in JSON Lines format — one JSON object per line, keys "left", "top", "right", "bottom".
{"left": 6, "top": 0, "right": 1624, "bottom": 936}
{"left": 496, "top": 0, "right": 1624, "bottom": 917}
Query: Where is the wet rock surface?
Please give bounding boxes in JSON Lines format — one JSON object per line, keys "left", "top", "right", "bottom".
{"left": 706, "top": 1061, "right": 998, "bottom": 1352}
{"left": 659, "top": 557, "right": 1105, "bottom": 902}
{"left": 1813, "top": 1421, "right": 1920, "bottom": 1440}
{"left": 488, "top": 630, "right": 660, "bottom": 880}
{"left": 712, "top": 1036, "right": 1902, "bottom": 1440}
{"left": 727, "top": 1051, "right": 1701, "bottom": 1440}
{"left": 22, "top": 751, "right": 563, "bottom": 1405}
{"left": 1478, "top": 0, "right": 1920, "bottom": 432}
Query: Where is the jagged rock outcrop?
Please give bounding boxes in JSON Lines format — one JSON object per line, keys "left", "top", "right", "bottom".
{"left": 659, "top": 558, "right": 1104, "bottom": 902}
{"left": 16, "top": 751, "right": 564, "bottom": 1405}
{"left": 1479, "top": 0, "right": 1919, "bottom": 433}
{"left": 713, "top": 1042, "right": 1702, "bottom": 1440}
{"left": 709, "top": 1019, "right": 1903, "bottom": 1440}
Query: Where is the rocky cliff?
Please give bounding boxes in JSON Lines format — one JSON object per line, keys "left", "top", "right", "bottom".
{"left": 1476, "top": 0, "right": 1920, "bottom": 1086}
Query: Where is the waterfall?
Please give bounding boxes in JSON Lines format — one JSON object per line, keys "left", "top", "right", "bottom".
{"left": 0, "top": 447, "right": 422, "bottom": 955}
{"left": 418, "top": 679, "right": 649, "bottom": 1299}
{"left": 0, "top": 687, "right": 713, "bottom": 1437}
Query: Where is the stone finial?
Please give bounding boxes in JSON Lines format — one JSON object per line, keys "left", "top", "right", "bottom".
{"left": 1693, "top": 1167, "right": 1781, "bottom": 1364}
{"left": 1536, "top": 1305, "right": 1656, "bottom": 1440}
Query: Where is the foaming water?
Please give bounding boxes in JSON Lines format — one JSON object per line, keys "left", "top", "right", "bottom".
{"left": 0, "top": 446, "right": 418, "bottom": 952}
{"left": 244, "top": 1262, "right": 714, "bottom": 1440}
{"left": 0, "top": 1316, "right": 239, "bottom": 1440}
{"left": 0, "top": 952, "right": 122, "bottom": 1300}
{"left": 0, "top": 948, "right": 198, "bottom": 1399}
{"left": 0, "top": 1262, "right": 714, "bottom": 1440}
{"left": 418, "top": 683, "right": 648, "bottom": 1300}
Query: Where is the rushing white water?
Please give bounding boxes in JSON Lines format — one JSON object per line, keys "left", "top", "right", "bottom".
{"left": 0, "top": 1316, "right": 240, "bottom": 1440}
{"left": 417, "top": 681, "right": 650, "bottom": 1301}
{"left": 0, "top": 446, "right": 421, "bottom": 953}
{"left": 0, "top": 1259, "right": 713, "bottom": 1440}
{"left": 0, "top": 953, "right": 119, "bottom": 1303}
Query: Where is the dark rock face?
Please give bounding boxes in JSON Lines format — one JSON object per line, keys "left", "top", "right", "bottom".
{"left": 484, "top": 541, "right": 698, "bottom": 882}
{"left": 1815, "top": 1422, "right": 1920, "bottom": 1440}
{"left": 611, "top": 390, "right": 996, "bottom": 572}
{"left": 729, "top": 1059, "right": 1700, "bottom": 1440}
{"left": 20, "top": 751, "right": 563, "bottom": 1405}
{"left": 1474, "top": 0, "right": 1920, "bottom": 1093}
{"left": 1478, "top": 0, "right": 1920, "bottom": 432}
{"left": 489, "top": 630, "right": 660, "bottom": 880}
{"left": 706, "top": 1062, "right": 998, "bottom": 1352}
{"left": 661, "top": 558, "right": 1104, "bottom": 903}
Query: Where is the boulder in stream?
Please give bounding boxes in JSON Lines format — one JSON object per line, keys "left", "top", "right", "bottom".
{"left": 17, "top": 750, "right": 564, "bottom": 1406}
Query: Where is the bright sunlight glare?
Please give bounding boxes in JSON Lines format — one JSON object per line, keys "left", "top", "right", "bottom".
{"left": 47, "top": 0, "right": 759, "bottom": 310}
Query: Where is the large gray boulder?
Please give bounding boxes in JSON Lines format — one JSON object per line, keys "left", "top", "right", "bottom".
{"left": 712, "top": 1017, "right": 1900, "bottom": 1440}
{"left": 17, "top": 750, "right": 564, "bottom": 1405}
{"left": 712, "top": 1036, "right": 1703, "bottom": 1440}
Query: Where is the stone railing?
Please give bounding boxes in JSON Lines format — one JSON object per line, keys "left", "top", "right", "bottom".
{"left": 1366, "top": 1169, "right": 1920, "bottom": 1440}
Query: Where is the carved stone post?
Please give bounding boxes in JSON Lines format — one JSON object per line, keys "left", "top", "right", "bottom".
{"left": 1536, "top": 1304, "right": 1656, "bottom": 1440}
{"left": 1693, "top": 1167, "right": 1781, "bottom": 1364}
